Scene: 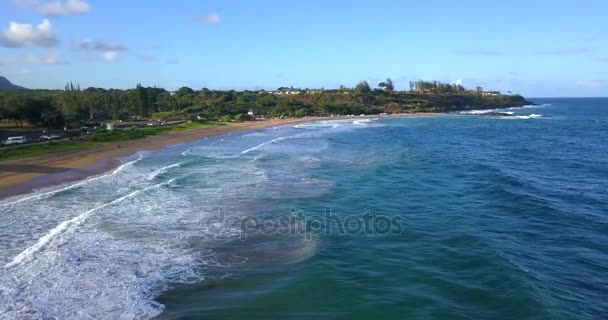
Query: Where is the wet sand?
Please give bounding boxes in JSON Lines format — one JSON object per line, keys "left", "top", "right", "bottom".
{"left": 0, "top": 114, "right": 442, "bottom": 199}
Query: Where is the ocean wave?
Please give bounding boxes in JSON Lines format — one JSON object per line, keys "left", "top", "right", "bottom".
{"left": 0, "top": 153, "right": 144, "bottom": 207}
{"left": 458, "top": 109, "right": 501, "bottom": 115}
{"left": 353, "top": 118, "right": 377, "bottom": 125}
{"left": 459, "top": 104, "right": 548, "bottom": 115}
{"left": 0, "top": 205, "right": 217, "bottom": 320}
{"left": 294, "top": 118, "right": 379, "bottom": 129}
{"left": 241, "top": 133, "right": 306, "bottom": 154}
{"left": 522, "top": 103, "right": 550, "bottom": 108}
{"left": 3, "top": 175, "right": 183, "bottom": 270}
{"left": 147, "top": 163, "right": 181, "bottom": 180}
{"left": 515, "top": 114, "right": 543, "bottom": 119}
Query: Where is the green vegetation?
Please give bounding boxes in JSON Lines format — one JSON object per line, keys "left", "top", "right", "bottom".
{"left": 0, "top": 140, "right": 98, "bottom": 161}
{"left": 0, "top": 79, "right": 531, "bottom": 160}
{"left": 0, "top": 121, "right": 220, "bottom": 160}
{"left": 90, "top": 121, "right": 217, "bottom": 142}
{"left": 149, "top": 111, "right": 181, "bottom": 120}
{"left": 0, "top": 79, "right": 530, "bottom": 131}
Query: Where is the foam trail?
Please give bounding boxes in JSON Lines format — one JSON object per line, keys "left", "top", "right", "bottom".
{"left": 4, "top": 176, "right": 179, "bottom": 269}
{"left": 241, "top": 136, "right": 291, "bottom": 154}
{"left": 459, "top": 109, "right": 498, "bottom": 115}
{"left": 148, "top": 163, "right": 181, "bottom": 180}
{"left": 353, "top": 119, "right": 373, "bottom": 125}
{"left": 0, "top": 154, "right": 144, "bottom": 207}
{"left": 516, "top": 114, "right": 543, "bottom": 119}
{"left": 241, "top": 131, "right": 313, "bottom": 154}
{"left": 181, "top": 148, "right": 191, "bottom": 156}
{"left": 111, "top": 154, "right": 144, "bottom": 174}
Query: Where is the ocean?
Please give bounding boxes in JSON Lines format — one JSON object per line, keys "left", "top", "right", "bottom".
{"left": 0, "top": 98, "right": 607, "bottom": 319}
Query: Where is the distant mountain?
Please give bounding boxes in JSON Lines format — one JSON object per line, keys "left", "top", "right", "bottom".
{"left": 0, "top": 76, "right": 26, "bottom": 90}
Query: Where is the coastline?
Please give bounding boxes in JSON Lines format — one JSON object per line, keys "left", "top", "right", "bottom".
{"left": 0, "top": 113, "right": 442, "bottom": 199}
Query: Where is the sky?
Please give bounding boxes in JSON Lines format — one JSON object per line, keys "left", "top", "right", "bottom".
{"left": 0, "top": 0, "right": 607, "bottom": 97}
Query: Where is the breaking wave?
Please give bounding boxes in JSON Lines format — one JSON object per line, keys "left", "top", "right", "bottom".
{"left": 515, "top": 114, "right": 543, "bottom": 119}
{"left": 0, "top": 153, "right": 144, "bottom": 208}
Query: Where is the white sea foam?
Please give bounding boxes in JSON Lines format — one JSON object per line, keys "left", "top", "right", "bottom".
{"left": 515, "top": 114, "right": 543, "bottom": 119}
{"left": 353, "top": 118, "right": 372, "bottom": 125}
{"left": 181, "top": 148, "right": 191, "bottom": 156}
{"left": 0, "top": 154, "right": 144, "bottom": 207}
{"left": 148, "top": 163, "right": 181, "bottom": 180}
{"left": 111, "top": 154, "right": 144, "bottom": 174}
{"left": 0, "top": 122, "right": 337, "bottom": 319}
{"left": 516, "top": 103, "right": 550, "bottom": 109}
{"left": 294, "top": 118, "right": 379, "bottom": 129}
{"left": 459, "top": 104, "right": 548, "bottom": 115}
{"left": 241, "top": 135, "right": 296, "bottom": 154}
{"left": 4, "top": 176, "right": 179, "bottom": 269}
{"left": 459, "top": 109, "right": 501, "bottom": 115}
{"left": 0, "top": 182, "right": 219, "bottom": 319}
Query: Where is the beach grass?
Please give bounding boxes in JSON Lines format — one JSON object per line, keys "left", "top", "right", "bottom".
{"left": 0, "top": 121, "right": 223, "bottom": 160}
{"left": 0, "top": 140, "right": 99, "bottom": 161}
{"left": 89, "top": 121, "right": 220, "bottom": 142}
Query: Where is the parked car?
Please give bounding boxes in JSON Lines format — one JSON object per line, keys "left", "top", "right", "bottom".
{"left": 4, "top": 136, "right": 28, "bottom": 145}
{"left": 38, "top": 134, "right": 63, "bottom": 141}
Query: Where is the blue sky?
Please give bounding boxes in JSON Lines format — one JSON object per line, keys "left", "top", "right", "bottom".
{"left": 0, "top": 0, "right": 606, "bottom": 97}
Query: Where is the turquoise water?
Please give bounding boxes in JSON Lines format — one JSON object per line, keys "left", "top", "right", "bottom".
{"left": 1, "top": 98, "right": 607, "bottom": 319}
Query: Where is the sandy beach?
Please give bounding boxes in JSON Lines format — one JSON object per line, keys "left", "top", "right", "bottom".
{"left": 0, "top": 114, "right": 440, "bottom": 199}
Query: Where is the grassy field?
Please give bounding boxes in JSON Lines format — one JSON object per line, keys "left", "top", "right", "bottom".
{"left": 0, "top": 140, "right": 99, "bottom": 161}
{"left": 89, "top": 121, "right": 220, "bottom": 142}
{"left": 0, "top": 121, "right": 222, "bottom": 161}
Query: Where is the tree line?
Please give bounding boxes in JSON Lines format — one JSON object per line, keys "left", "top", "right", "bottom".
{"left": 0, "top": 79, "right": 528, "bottom": 129}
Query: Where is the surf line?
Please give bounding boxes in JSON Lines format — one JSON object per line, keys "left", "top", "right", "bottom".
{"left": 0, "top": 154, "right": 144, "bottom": 207}
{"left": 241, "top": 132, "right": 308, "bottom": 154}
{"left": 3, "top": 174, "right": 183, "bottom": 269}
{"left": 148, "top": 162, "right": 181, "bottom": 180}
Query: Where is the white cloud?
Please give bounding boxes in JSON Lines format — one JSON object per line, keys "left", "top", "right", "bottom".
{"left": 75, "top": 38, "right": 127, "bottom": 62}
{"left": 0, "top": 52, "right": 67, "bottom": 65}
{"left": 0, "top": 19, "right": 59, "bottom": 48}
{"left": 199, "top": 14, "right": 220, "bottom": 25}
{"left": 75, "top": 38, "right": 127, "bottom": 52}
{"left": 103, "top": 51, "right": 120, "bottom": 62}
{"left": 24, "top": 52, "right": 66, "bottom": 64}
{"left": 38, "top": 0, "right": 91, "bottom": 16}
{"left": 12, "top": 0, "right": 38, "bottom": 7}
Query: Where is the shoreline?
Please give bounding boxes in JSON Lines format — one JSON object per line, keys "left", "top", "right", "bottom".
{"left": 0, "top": 114, "right": 442, "bottom": 199}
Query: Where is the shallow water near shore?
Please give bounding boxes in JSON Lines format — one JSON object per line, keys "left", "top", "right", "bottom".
{"left": 1, "top": 98, "right": 607, "bottom": 319}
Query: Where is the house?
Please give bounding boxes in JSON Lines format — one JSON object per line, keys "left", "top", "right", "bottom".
{"left": 105, "top": 121, "right": 147, "bottom": 131}
{"left": 248, "top": 109, "right": 255, "bottom": 116}
{"left": 481, "top": 91, "right": 500, "bottom": 96}
{"left": 273, "top": 90, "right": 303, "bottom": 95}
{"left": 416, "top": 88, "right": 434, "bottom": 94}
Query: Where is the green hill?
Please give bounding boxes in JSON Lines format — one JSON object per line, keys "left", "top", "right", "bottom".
{"left": 0, "top": 76, "right": 26, "bottom": 90}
